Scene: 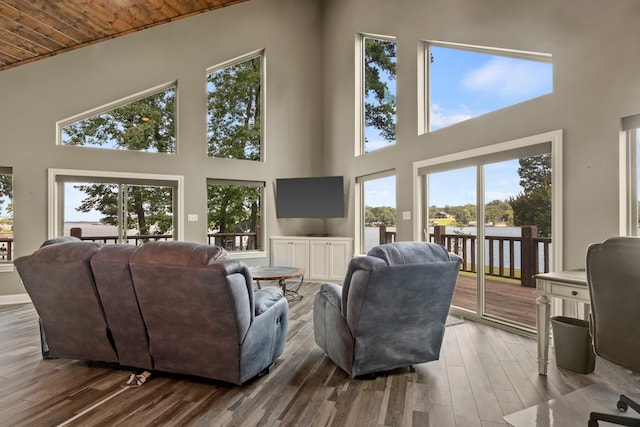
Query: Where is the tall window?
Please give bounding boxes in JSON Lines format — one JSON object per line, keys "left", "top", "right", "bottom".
{"left": 623, "top": 114, "right": 640, "bottom": 235}
{"left": 59, "top": 84, "right": 176, "bottom": 153}
{"left": 207, "top": 180, "right": 264, "bottom": 251}
{"left": 357, "top": 172, "right": 396, "bottom": 253}
{"left": 50, "top": 170, "right": 182, "bottom": 244}
{"left": 416, "top": 131, "right": 562, "bottom": 331}
{"left": 361, "top": 35, "right": 396, "bottom": 154}
{"left": 207, "top": 53, "right": 263, "bottom": 161}
{"left": 0, "top": 167, "right": 13, "bottom": 263}
{"left": 426, "top": 42, "right": 552, "bottom": 131}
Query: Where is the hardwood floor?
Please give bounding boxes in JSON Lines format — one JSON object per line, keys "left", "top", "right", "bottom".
{"left": 0, "top": 282, "right": 638, "bottom": 426}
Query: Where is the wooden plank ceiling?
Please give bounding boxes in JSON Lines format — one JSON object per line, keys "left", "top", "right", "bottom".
{"left": 0, "top": 0, "right": 250, "bottom": 73}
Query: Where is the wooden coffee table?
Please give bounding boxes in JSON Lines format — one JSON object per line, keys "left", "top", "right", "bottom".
{"left": 249, "top": 266, "right": 305, "bottom": 300}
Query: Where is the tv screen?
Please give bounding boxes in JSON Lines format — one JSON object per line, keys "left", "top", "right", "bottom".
{"left": 276, "top": 176, "right": 345, "bottom": 218}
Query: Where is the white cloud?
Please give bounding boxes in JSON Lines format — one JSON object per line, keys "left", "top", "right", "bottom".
{"left": 364, "top": 176, "right": 396, "bottom": 208}
{"left": 430, "top": 103, "right": 473, "bottom": 130}
{"left": 462, "top": 57, "right": 551, "bottom": 99}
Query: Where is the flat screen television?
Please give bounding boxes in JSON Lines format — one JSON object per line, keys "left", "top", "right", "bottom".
{"left": 276, "top": 176, "right": 345, "bottom": 218}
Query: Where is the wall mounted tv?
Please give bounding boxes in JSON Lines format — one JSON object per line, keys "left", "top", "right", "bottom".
{"left": 276, "top": 176, "right": 345, "bottom": 218}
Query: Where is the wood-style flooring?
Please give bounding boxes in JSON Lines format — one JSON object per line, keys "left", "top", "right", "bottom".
{"left": 0, "top": 282, "right": 638, "bottom": 426}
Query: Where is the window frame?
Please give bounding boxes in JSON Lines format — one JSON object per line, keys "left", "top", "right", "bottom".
{"left": 56, "top": 81, "right": 177, "bottom": 153}
{"left": 412, "top": 130, "right": 563, "bottom": 268}
{"left": 48, "top": 168, "right": 184, "bottom": 242}
{"left": 621, "top": 114, "right": 640, "bottom": 235}
{"left": 206, "top": 178, "right": 266, "bottom": 255}
{"left": 421, "top": 40, "right": 552, "bottom": 134}
{"left": 0, "top": 166, "right": 13, "bottom": 271}
{"left": 206, "top": 50, "right": 265, "bottom": 162}
{"left": 355, "top": 169, "right": 396, "bottom": 254}
{"left": 356, "top": 33, "right": 397, "bottom": 156}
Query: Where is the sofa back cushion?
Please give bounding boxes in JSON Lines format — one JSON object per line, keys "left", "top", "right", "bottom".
{"left": 14, "top": 241, "right": 118, "bottom": 363}
{"left": 91, "top": 244, "right": 153, "bottom": 369}
{"left": 128, "top": 241, "right": 253, "bottom": 381}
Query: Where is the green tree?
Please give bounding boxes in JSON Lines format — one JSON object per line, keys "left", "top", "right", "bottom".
{"left": 74, "top": 184, "right": 173, "bottom": 236}
{"left": 208, "top": 184, "right": 261, "bottom": 235}
{"left": 509, "top": 154, "right": 552, "bottom": 236}
{"left": 485, "top": 199, "right": 514, "bottom": 225}
{"left": 62, "top": 89, "right": 176, "bottom": 235}
{"left": 364, "top": 38, "right": 396, "bottom": 145}
{"left": 207, "top": 57, "right": 261, "bottom": 160}
{"left": 364, "top": 206, "right": 396, "bottom": 226}
{"left": 0, "top": 174, "right": 11, "bottom": 211}
{"left": 0, "top": 174, "right": 12, "bottom": 229}
{"left": 62, "top": 88, "right": 175, "bottom": 152}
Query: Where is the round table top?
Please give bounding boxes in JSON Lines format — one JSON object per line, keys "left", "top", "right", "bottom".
{"left": 249, "top": 266, "right": 304, "bottom": 281}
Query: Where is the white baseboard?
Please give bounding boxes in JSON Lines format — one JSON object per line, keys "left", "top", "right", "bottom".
{"left": 0, "top": 293, "right": 31, "bottom": 305}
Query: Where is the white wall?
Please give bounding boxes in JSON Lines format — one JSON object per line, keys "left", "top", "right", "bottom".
{"left": 322, "top": 0, "right": 640, "bottom": 267}
{"left": 0, "top": 0, "right": 324, "bottom": 295}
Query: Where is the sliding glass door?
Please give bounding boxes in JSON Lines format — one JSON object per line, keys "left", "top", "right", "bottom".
{"left": 420, "top": 140, "right": 554, "bottom": 329}
{"left": 59, "top": 178, "right": 175, "bottom": 245}
{"left": 427, "top": 167, "right": 478, "bottom": 315}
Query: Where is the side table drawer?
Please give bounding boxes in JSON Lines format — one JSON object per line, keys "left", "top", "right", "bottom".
{"left": 549, "top": 283, "right": 589, "bottom": 300}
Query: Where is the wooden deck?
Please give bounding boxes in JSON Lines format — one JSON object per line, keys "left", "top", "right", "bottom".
{"left": 451, "top": 274, "right": 538, "bottom": 328}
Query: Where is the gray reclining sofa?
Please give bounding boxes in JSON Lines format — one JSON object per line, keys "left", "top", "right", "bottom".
{"left": 14, "top": 238, "right": 289, "bottom": 385}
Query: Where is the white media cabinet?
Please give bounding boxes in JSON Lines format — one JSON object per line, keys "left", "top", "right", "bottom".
{"left": 270, "top": 236, "right": 353, "bottom": 281}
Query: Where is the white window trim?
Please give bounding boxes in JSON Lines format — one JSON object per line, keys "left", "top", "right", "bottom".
{"left": 412, "top": 129, "right": 563, "bottom": 271}
{"left": 355, "top": 169, "right": 396, "bottom": 254}
{"left": 48, "top": 168, "right": 184, "bottom": 241}
{"left": 356, "top": 33, "right": 397, "bottom": 157}
{"left": 56, "top": 81, "right": 177, "bottom": 149}
{"left": 421, "top": 41, "right": 552, "bottom": 135}
{"left": 206, "top": 178, "right": 266, "bottom": 253}
{"left": 0, "top": 167, "right": 13, "bottom": 271}
{"left": 620, "top": 114, "right": 640, "bottom": 235}
{"left": 206, "top": 49, "right": 266, "bottom": 162}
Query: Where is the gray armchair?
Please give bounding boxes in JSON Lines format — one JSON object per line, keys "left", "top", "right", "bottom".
{"left": 313, "top": 242, "right": 462, "bottom": 377}
{"left": 586, "top": 236, "right": 640, "bottom": 426}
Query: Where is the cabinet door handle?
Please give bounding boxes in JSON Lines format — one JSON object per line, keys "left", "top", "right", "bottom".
{"left": 571, "top": 290, "right": 578, "bottom": 296}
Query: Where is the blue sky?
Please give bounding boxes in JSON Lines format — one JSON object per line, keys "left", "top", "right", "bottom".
{"left": 365, "top": 44, "right": 552, "bottom": 208}
{"left": 364, "top": 159, "right": 524, "bottom": 209}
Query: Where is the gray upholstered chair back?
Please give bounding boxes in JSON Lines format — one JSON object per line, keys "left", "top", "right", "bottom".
{"left": 314, "top": 241, "right": 461, "bottom": 377}
{"left": 587, "top": 236, "right": 640, "bottom": 372}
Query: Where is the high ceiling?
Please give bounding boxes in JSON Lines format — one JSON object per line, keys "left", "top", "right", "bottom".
{"left": 0, "top": 0, "right": 250, "bottom": 73}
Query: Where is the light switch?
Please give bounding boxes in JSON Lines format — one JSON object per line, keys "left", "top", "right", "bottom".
{"left": 188, "top": 214, "right": 198, "bottom": 222}
{"left": 402, "top": 211, "right": 411, "bottom": 220}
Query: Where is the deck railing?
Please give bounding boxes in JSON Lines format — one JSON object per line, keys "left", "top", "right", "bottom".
{"left": 0, "top": 227, "right": 261, "bottom": 261}
{"left": 378, "top": 224, "right": 551, "bottom": 287}
{"left": 206, "top": 230, "right": 259, "bottom": 251}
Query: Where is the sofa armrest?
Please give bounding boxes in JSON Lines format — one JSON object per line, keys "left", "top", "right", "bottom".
{"left": 254, "top": 286, "right": 285, "bottom": 316}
